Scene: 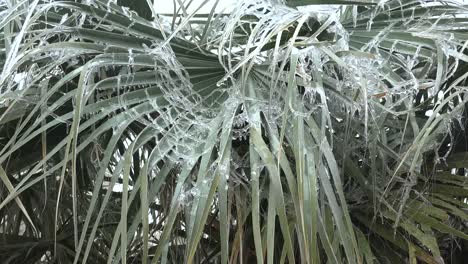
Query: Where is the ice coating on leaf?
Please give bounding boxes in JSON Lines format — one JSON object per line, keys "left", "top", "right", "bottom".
{"left": 1, "top": 1, "right": 468, "bottom": 262}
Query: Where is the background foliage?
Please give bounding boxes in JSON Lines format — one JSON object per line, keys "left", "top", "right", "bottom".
{"left": 1, "top": 0, "right": 468, "bottom": 263}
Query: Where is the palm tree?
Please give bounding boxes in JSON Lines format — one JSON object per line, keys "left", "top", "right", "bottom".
{"left": 0, "top": 0, "right": 468, "bottom": 263}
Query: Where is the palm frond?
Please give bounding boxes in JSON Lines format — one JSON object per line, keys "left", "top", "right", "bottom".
{"left": 0, "top": 0, "right": 467, "bottom": 263}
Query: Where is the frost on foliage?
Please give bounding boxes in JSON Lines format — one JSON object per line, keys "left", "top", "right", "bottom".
{"left": 1, "top": 0, "right": 468, "bottom": 240}
{"left": 211, "top": 1, "right": 467, "bottom": 204}
{"left": 137, "top": 44, "right": 216, "bottom": 164}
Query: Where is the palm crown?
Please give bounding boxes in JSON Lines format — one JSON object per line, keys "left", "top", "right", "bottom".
{"left": 1, "top": 0, "right": 468, "bottom": 263}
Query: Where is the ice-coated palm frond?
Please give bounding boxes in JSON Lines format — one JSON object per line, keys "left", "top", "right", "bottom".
{"left": 0, "top": 0, "right": 467, "bottom": 263}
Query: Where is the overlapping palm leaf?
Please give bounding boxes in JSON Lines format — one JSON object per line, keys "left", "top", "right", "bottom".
{"left": 0, "top": 0, "right": 467, "bottom": 263}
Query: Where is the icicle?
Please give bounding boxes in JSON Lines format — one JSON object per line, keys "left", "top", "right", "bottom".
{"left": 352, "top": 5, "right": 358, "bottom": 28}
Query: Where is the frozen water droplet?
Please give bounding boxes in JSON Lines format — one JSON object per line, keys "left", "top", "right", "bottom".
{"left": 128, "top": 49, "right": 134, "bottom": 64}
{"left": 352, "top": 6, "right": 358, "bottom": 28}
{"left": 366, "top": 20, "right": 373, "bottom": 31}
